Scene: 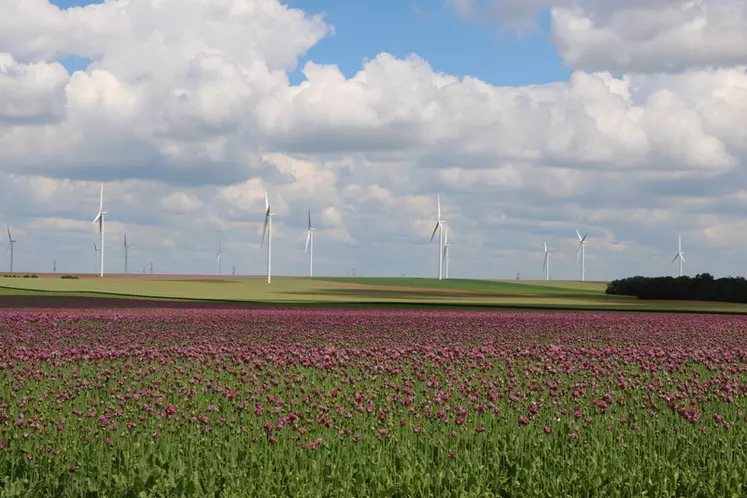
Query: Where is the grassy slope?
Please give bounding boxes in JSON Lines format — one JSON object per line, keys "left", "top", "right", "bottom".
{"left": 1, "top": 276, "right": 746, "bottom": 313}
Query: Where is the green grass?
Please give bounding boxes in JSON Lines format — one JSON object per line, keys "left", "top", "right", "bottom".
{"left": 1, "top": 276, "right": 747, "bottom": 313}
{"left": 319, "top": 277, "right": 608, "bottom": 296}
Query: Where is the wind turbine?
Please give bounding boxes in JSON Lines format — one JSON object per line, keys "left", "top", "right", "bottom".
{"left": 124, "top": 234, "right": 132, "bottom": 274}
{"left": 305, "top": 210, "right": 315, "bottom": 277}
{"left": 260, "top": 188, "right": 275, "bottom": 284}
{"left": 576, "top": 229, "right": 588, "bottom": 281}
{"left": 429, "top": 194, "right": 445, "bottom": 280}
{"left": 442, "top": 224, "right": 450, "bottom": 279}
{"left": 216, "top": 240, "right": 222, "bottom": 276}
{"left": 543, "top": 242, "right": 550, "bottom": 280}
{"left": 671, "top": 233, "right": 685, "bottom": 277}
{"left": 91, "top": 183, "right": 107, "bottom": 277}
{"left": 5, "top": 225, "right": 16, "bottom": 273}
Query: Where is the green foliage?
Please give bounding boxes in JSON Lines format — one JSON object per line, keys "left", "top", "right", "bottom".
{"left": 60, "top": 275, "right": 79, "bottom": 280}
{"left": 607, "top": 274, "right": 747, "bottom": 303}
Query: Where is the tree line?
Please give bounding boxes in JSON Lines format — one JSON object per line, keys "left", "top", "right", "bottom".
{"left": 606, "top": 273, "right": 747, "bottom": 303}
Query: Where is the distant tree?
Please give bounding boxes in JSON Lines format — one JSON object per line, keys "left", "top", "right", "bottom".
{"left": 606, "top": 274, "right": 747, "bottom": 303}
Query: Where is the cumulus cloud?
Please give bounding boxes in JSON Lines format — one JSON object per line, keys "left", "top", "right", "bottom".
{"left": 0, "top": 0, "right": 745, "bottom": 279}
{"left": 0, "top": 53, "right": 68, "bottom": 124}
{"left": 448, "top": 0, "right": 747, "bottom": 72}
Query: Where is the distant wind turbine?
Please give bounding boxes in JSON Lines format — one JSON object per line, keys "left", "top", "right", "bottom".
{"left": 576, "top": 229, "right": 588, "bottom": 281}
{"left": 260, "top": 188, "right": 275, "bottom": 284}
{"left": 216, "top": 240, "right": 222, "bottom": 276}
{"left": 442, "top": 223, "right": 450, "bottom": 279}
{"left": 671, "top": 233, "right": 685, "bottom": 277}
{"left": 91, "top": 183, "right": 107, "bottom": 277}
{"left": 124, "top": 233, "right": 132, "bottom": 274}
{"left": 429, "top": 194, "right": 445, "bottom": 280}
{"left": 305, "top": 210, "right": 315, "bottom": 277}
{"left": 5, "top": 225, "right": 16, "bottom": 273}
{"left": 543, "top": 242, "right": 550, "bottom": 280}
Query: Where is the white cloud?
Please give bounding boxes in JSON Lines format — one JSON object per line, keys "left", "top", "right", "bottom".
{"left": 160, "top": 192, "right": 203, "bottom": 215}
{"left": 448, "top": 0, "right": 747, "bottom": 73}
{"left": 0, "top": 53, "right": 68, "bottom": 123}
{"left": 551, "top": 1, "right": 747, "bottom": 72}
{"left": 0, "top": 0, "right": 745, "bottom": 280}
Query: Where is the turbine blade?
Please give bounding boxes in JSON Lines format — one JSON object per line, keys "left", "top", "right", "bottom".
{"left": 429, "top": 222, "right": 439, "bottom": 242}
{"left": 304, "top": 230, "right": 311, "bottom": 253}
{"left": 582, "top": 233, "right": 588, "bottom": 243}
{"left": 99, "top": 182, "right": 104, "bottom": 212}
{"left": 264, "top": 188, "right": 269, "bottom": 211}
{"left": 6, "top": 225, "right": 10, "bottom": 242}
{"left": 261, "top": 215, "right": 269, "bottom": 247}
{"left": 543, "top": 253, "right": 547, "bottom": 271}
{"left": 94, "top": 242, "right": 97, "bottom": 252}
{"left": 92, "top": 213, "right": 101, "bottom": 224}
{"left": 577, "top": 244, "right": 582, "bottom": 263}
{"left": 544, "top": 242, "right": 547, "bottom": 254}
{"left": 576, "top": 229, "right": 582, "bottom": 241}
{"left": 308, "top": 210, "right": 311, "bottom": 230}
{"left": 2, "top": 244, "right": 8, "bottom": 258}
{"left": 680, "top": 254, "right": 686, "bottom": 263}
{"left": 437, "top": 194, "right": 441, "bottom": 220}
{"left": 124, "top": 234, "right": 127, "bottom": 247}
{"left": 671, "top": 254, "right": 679, "bottom": 264}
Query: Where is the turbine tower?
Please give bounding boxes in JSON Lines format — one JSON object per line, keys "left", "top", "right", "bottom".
{"left": 216, "top": 240, "right": 222, "bottom": 276}
{"left": 260, "top": 188, "right": 275, "bottom": 284}
{"left": 124, "top": 233, "right": 132, "bottom": 274}
{"left": 5, "top": 225, "right": 16, "bottom": 273}
{"left": 576, "top": 229, "right": 588, "bottom": 281}
{"left": 305, "top": 210, "right": 315, "bottom": 277}
{"left": 671, "top": 233, "right": 685, "bottom": 277}
{"left": 429, "top": 194, "right": 445, "bottom": 280}
{"left": 442, "top": 224, "right": 450, "bottom": 279}
{"left": 91, "top": 183, "right": 107, "bottom": 277}
{"left": 543, "top": 242, "right": 550, "bottom": 280}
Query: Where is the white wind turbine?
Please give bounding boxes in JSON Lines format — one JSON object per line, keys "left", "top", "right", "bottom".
{"left": 124, "top": 234, "right": 131, "bottom": 274}
{"left": 671, "top": 233, "right": 685, "bottom": 277}
{"left": 305, "top": 210, "right": 315, "bottom": 277}
{"left": 429, "top": 194, "right": 445, "bottom": 280}
{"left": 576, "top": 229, "right": 588, "bottom": 281}
{"left": 260, "top": 188, "right": 275, "bottom": 284}
{"left": 5, "top": 225, "right": 16, "bottom": 273}
{"left": 91, "top": 183, "right": 107, "bottom": 277}
{"left": 543, "top": 242, "right": 550, "bottom": 280}
{"left": 216, "top": 240, "right": 222, "bottom": 276}
{"left": 442, "top": 223, "right": 450, "bottom": 279}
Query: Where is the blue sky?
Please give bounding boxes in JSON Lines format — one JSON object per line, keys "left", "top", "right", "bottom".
{"left": 50, "top": 0, "right": 570, "bottom": 86}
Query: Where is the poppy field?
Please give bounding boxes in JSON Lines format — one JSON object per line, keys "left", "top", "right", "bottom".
{"left": 1, "top": 307, "right": 746, "bottom": 497}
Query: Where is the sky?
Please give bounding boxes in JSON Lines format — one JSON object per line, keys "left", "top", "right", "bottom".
{"left": 0, "top": 0, "right": 746, "bottom": 280}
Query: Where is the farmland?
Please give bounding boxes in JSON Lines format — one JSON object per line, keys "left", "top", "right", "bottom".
{"left": 0, "top": 307, "right": 746, "bottom": 496}
{"left": 3, "top": 275, "right": 747, "bottom": 313}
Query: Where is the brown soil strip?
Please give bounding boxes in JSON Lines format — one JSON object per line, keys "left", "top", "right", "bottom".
{"left": 0, "top": 295, "right": 251, "bottom": 309}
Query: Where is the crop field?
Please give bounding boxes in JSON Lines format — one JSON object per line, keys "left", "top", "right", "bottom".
{"left": 3, "top": 276, "right": 747, "bottom": 313}
{"left": 0, "top": 307, "right": 746, "bottom": 496}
